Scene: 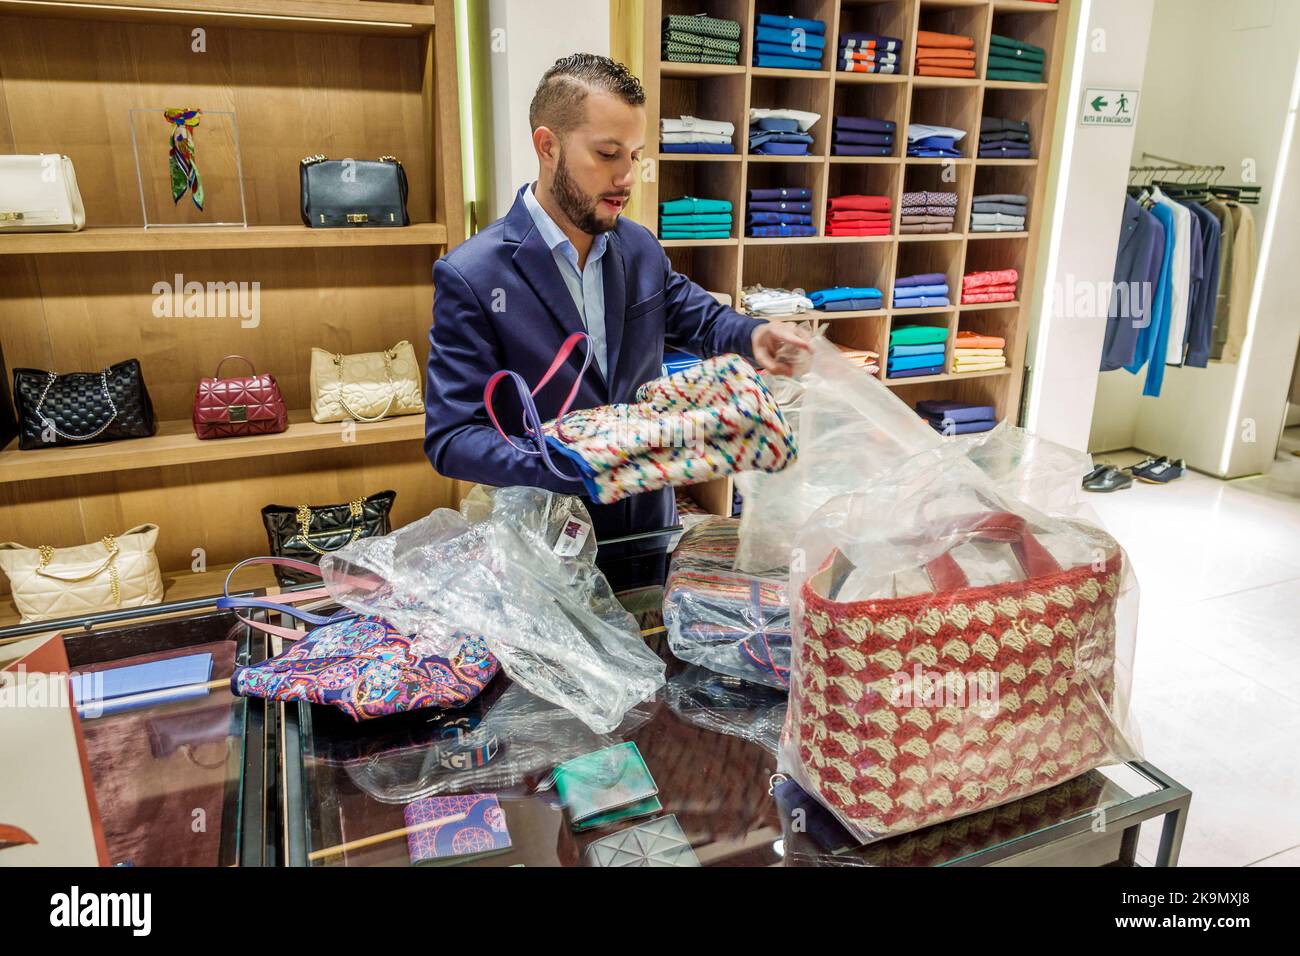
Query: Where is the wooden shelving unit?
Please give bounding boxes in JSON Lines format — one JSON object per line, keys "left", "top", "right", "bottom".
{"left": 616, "top": 0, "right": 1069, "bottom": 515}
{"left": 0, "top": 0, "right": 465, "bottom": 615}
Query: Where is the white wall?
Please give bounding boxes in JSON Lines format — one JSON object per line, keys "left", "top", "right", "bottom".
{"left": 1088, "top": 0, "right": 1300, "bottom": 475}
{"left": 485, "top": 0, "right": 611, "bottom": 222}
{"left": 1025, "top": 0, "right": 1156, "bottom": 450}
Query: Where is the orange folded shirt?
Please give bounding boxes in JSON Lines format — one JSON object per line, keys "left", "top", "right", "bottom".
{"left": 916, "top": 30, "right": 975, "bottom": 50}
{"left": 917, "top": 66, "right": 977, "bottom": 77}
{"left": 917, "top": 57, "right": 979, "bottom": 70}
{"left": 956, "top": 331, "right": 1007, "bottom": 349}
{"left": 917, "top": 49, "right": 976, "bottom": 63}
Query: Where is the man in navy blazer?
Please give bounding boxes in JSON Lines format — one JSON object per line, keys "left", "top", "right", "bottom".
{"left": 425, "top": 54, "right": 808, "bottom": 539}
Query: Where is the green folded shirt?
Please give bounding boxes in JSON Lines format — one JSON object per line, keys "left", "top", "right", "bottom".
{"left": 663, "top": 30, "right": 741, "bottom": 54}
{"left": 989, "top": 34, "right": 1046, "bottom": 58}
{"left": 889, "top": 325, "right": 950, "bottom": 346}
{"left": 988, "top": 54, "right": 1044, "bottom": 73}
{"left": 660, "top": 230, "right": 731, "bottom": 239}
{"left": 660, "top": 196, "right": 733, "bottom": 215}
{"left": 662, "top": 13, "right": 741, "bottom": 41}
{"left": 987, "top": 67, "right": 1044, "bottom": 83}
{"left": 662, "top": 47, "right": 737, "bottom": 64}
{"left": 659, "top": 213, "right": 732, "bottom": 225}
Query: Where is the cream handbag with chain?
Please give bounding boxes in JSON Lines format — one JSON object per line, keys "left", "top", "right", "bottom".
{"left": 0, "top": 524, "right": 164, "bottom": 624}
{"left": 309, "top": 340, "right": 423, "bottom": 423}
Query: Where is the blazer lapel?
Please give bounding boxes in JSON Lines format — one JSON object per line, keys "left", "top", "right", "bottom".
{"left": 513, "top": 226, "right": 588, "bottom": 341}
{"left": 601, "top": 231, "right": 627, "bottom": 399}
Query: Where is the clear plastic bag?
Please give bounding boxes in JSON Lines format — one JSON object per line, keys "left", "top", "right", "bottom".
{"left": 663, "top": 517, "right": 791, "bottom": 688}
{"left": 318, "top": 486, "right": 666, "bottom": 734}
{"left": 954, "top": 421, "right": 1095, "bottom": 519}
{"left": 662, "top": 665, "right": 787, "bottom": 754}
{"left": 777, "top": 445, "right": 1143, "bottom": 844}
{"left": 735, "top": 336, "right": 940, "bottom": 573}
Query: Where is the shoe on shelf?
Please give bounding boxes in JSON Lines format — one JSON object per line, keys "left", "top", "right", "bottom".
{"left": 1083, "top": 466, "right": 1133, "bottom": 493}
{"left": 1136, "top": 458, "right": 1185, "bottom": 484}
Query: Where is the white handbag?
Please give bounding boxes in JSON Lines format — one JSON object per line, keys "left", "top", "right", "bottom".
{"left": 0, "top": 525, "right": 164, "bottom": 624}
{"left": 0, "top": 154, "right": 87, "bottom": 233}
{"left": 309, "top": 339, "right": 423, "bottom": 423}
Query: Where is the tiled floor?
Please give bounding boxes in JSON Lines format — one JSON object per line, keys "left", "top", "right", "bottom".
{"left": 1087, "top": 428, "right": 1300, "bottom": 867}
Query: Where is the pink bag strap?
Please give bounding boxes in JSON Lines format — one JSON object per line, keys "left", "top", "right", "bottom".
{"left": 217, "top": 556, "right": 352, "bottom": 641}
{"left": 482, "top": 331, "right": 592, "bottom": 483}
{"left": 213, "top": 355, "right": 258, "bottom": 379}
{"left": 923, "top": 512, "right": 1063, "bottom": 593}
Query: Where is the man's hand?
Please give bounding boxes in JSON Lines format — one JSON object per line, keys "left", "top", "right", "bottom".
{"left": 751, "top": 321, "right": 813, "bottom": 377}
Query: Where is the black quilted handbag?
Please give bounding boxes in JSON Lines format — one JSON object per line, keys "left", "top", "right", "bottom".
{"left": 261, "top": 490, "right": 396, "bottom": 586}
{"left": 300, "top": 155, "right": 410, "bottom": 228}
{"left": 12, "top": 358, "right": 157, "bottom": 450}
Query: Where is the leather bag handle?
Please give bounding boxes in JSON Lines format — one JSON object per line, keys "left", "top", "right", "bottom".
{"left": 922, "top": 512, "right": 1063, "bottom": 592}
{"left": 213, "top": 355, "right": 258, "bottom": 380}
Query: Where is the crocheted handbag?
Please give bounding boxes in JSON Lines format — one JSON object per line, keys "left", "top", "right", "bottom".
{"left": 484, "top": 332, "right": 797, "bottom": 505}
{"left": 216, "top": 557, "right": 498, "bottom": 721}
{"left": 790, "top": 511, "right": 1121, "bottom": 837}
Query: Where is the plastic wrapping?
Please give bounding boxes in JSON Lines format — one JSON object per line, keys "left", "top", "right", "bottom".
{"left": 663, "top": 517, "right": 791, "bottom": 688}
{"left": 955, "top": 421, "right": 1095, "bottom": 519}
{"left": 662, "top": 666, "right": 787, "bottom": 754}
{"left": 317, "top": 486, "right": 665, "bottom": 734}
{"left": 777, "top": 444, "right": 1143, "bottom": 844}
{"left": 735, "top": 336, "right": 940, "bottom": 573}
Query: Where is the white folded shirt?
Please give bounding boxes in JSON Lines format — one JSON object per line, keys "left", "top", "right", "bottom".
{"left": 660, "top": 131, "right": 733, "bottom": 144}
{"left": 660, "top": 115, "right": 736, "bottom": 137}
{"left": 748, "top": 107, "right": 822, "bottom": 132}
{"left": 741, "top": 285, "right": 814, "bottom": 316}
{"left": 906, "top": 123, "right": 967, "bottom": 142}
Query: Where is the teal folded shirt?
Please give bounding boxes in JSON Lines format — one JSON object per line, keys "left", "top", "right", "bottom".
{"left": 660, "top": 196, "right": 733, "bottom": 215}
{"left": 659, "top": 213, "right": 733, "bottom": 225}
{"left": 890, "top": 325, "right": 949, "bottom": 346}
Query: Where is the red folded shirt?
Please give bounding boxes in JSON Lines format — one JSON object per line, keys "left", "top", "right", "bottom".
{"left": 828, "top": 210, "right": 891, "bottom": 221}
{"left": 962, "top": 290, "right": 1017, "bottom": 304}
{"left": 963, "top": 268, "right": 1020, "bottom": 289}
{"left": 827, "top": 226, "right": 892, "bottom": 237}
{"left": 827, "top": 194, "right": 891, "bottom": 212}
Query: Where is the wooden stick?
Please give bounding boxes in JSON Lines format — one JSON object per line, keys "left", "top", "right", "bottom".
{"left": 307, "top": 812, "right": 468, "bottom": 862}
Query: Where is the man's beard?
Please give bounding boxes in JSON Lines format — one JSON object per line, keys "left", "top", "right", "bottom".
{"left": 552, "top": 149, "right": 624, "bottom": 235}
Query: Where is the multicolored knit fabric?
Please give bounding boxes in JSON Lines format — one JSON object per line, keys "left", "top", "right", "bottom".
{"left": 664, "top": 517, "right": 791, "bottom": 687}
{"left": 789, "top": 517, "right": 1122, "bottom": 836}
{"left": 543, "top": 355, "right": 797, "bottom": 505}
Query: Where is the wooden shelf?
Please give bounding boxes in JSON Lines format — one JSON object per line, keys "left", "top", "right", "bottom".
{"left": 656, "top": 153, "right": 743, "bottom": 162}
{"left": 745, "top": 154, "right": 827, "bottom": 163}
{"left": 976, "top": 158, "right": 1039, "bottom": 166}
{"left": 993, "top": 0, "right": 1061, "bottom": 11}
{"left": 0, "top": 559, "right": 281, "bottom": 631}
{"left": 984, "top": 81, "right": 1049, "bottom": 90}
{"left": 960, "top": 300, "right": 1021, "bottom": 310}
{"left": 750, "top": 67, "right": 832, "bottom": 80}
{"left": 659, "top": 237, "right": 739, "bottom": 247}
{"left": 966, "top": 231, "right": 1030, "bottom": 239}
{"left": 832, "top": 73, "right": 909, "bottom": 85}
{"left": 828, "top": 156, "right": 903, "bottom": 164}
{"left": 0, "top": 0, "right": 437, "bottom": 35}
{"left": 659, "top": 61, "right": 746, "bottom": 77}
{"left": 0, "top": 411, "right": 425, "bottom": 484}
{"left": 0, "top": 223, "right": 449, "bottom": 256}
{"left": 884, "top": 368, "right": 1012, "bottom": 387}
{"left": 911, "top": 75, "right": 982, "bottom": 88}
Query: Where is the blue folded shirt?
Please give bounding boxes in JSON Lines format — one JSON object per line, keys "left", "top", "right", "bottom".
{"left": 757, "top": 13, "right": 826, "bottom": 34}
{"left": 819, "top": 298, "right": 883, "bottom": 312}
{"left": 753, "top": 54, "right": 825, "bottom": 69}
{"left": 809, "top": 286, "right": 884, "bottom": 307}
{"left": 755, "top": 42, "right": 823, "bottom": 59}
{"left": 894, "top": 284, "right": 950, "bottom": 298}
{"left": 888, "top": 343, "right": 946, "bottom": 357}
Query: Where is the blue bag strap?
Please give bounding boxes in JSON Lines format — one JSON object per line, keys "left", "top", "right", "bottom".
{"left": 216, "top": 556, "right": 356, "bottom": 638}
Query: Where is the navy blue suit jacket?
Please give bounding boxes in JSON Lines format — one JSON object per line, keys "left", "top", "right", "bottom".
{"left": 425, "top": 185, "right": 764, "bottom": 539}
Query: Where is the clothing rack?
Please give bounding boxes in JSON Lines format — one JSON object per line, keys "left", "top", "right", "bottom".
{"left": 1129, "top": 152, "right": 1260, "bottom": 204}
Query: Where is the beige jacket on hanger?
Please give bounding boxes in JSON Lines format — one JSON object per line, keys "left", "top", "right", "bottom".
{"left": 1219, "top": 202, "right": 1256, "bottom": 364}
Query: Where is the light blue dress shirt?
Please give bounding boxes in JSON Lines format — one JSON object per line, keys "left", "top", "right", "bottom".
{"left": 522, "top": 183, "right": 609, "bottom": 380}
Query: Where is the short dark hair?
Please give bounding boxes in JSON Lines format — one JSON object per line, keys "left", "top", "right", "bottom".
{"left": 529, "top": 54, "right": 646, "bottom": 134}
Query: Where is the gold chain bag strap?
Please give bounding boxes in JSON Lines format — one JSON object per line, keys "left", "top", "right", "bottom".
{"left": 309, "top": 340, "right": 423, "bottom": 424}
{"left": 295, "top": 498, "right": 365, "bottom": 556}
{"left": 0, "top": 523, "right": 164, "bottom": 624}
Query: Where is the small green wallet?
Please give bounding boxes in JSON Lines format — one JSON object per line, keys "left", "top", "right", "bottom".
{"left": 552, "top": 742, "right": 661, "bottom": 831}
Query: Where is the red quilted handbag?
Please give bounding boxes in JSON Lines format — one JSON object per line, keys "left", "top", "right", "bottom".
{"left": 788, "top": 511, "right": 1123, "bottom": 840}
{"left": 192, "top": 355, "right": 288, "bottom": 439}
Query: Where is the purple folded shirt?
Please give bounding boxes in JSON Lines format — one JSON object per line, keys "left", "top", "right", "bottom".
{"left": 832, "top": 145, "right": 893, "bottom": 156}
{"left": 895, "top": 272, "right": 947, "bottom": 287}
{"left": 748, "top": 200, "right": 813, "bottom": 213}
{"left": 833, "top": 130, "right": 894, "bottom": 146}
{"left": 833, "top": 116, "right": 896, "bottom": 134}
{"left": 888, "top": 364, "right": 945, "bottom": 379}
{"left": 748, "top": 187, "right": 813, "bottom": 201}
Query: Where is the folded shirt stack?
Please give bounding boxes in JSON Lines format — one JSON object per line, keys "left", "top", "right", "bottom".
{"left": 952, "top": 329, "right": 1008, "bottom": 375}
{"left": 893, "top": 271, "right": 951, "bottom": 309}
{"left": 659, "top": 195, "right": 733, "bottom": 240}
{"left": 809, "top": 285, "right": 884, "bottom": 313}
{"left": 987, "top": 34, "right": 1045, "bottom": 83}
{"left": 900, "top": 190, "right": 957, "bottom": 234}
{"left": 835, "top": 343, "right": 880, "bottom": 375}
{"left": 970, "top": 192, "right": 1028, "bottom": 232}
{"left": 662, "top": 13, "right": 742, "bottom": 64}
{"left": 979, "top": 116, "right": 1032, "bottom": 158}
{"left": 887, "top": 324, "right": 948, "bottom": 378}
{"left": 748, "top": 106, "right": 820, "bottom": 157}
{"left": 832, "top": 115, "right": 896, "bottom": 157}
{"left": 747, "top": 185, "right": 816, "bottom": 237}
{"left": 825, "top": 193, "right": 891, "bottom": 237}
{"left": 915, "top": 29, "right": 976, "bottom": 78}
{"left": 753, "top": 13, "right": 826, "bottom": 70}
{"left": 660, "top": 115, "right": 736, "bottom": 155}
{"left": 916, "top": 399, "right": 997, "bottom": 435}
{"left": 907, "top": 122, "right": 966, "bottom": 158}
{"left": 961, "top": 268, "right": 1019, "bottom": 304}
{"left": 742, "top": 284, "right": 813, "bottom": 317}
{"left": 838, "top": 31, "right": 902, "bottom": 74}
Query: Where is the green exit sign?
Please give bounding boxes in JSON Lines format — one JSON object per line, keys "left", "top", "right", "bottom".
{"left": 1080, "top": 87, "right": 1139, "bottom": 127}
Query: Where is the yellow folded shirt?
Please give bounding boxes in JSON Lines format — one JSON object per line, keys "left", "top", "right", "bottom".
{"left": 954, "top": 359, "right": 1007, "bottom": 372}
{"left": 953, "top": 347, "right": 1004, "bottom": 358}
